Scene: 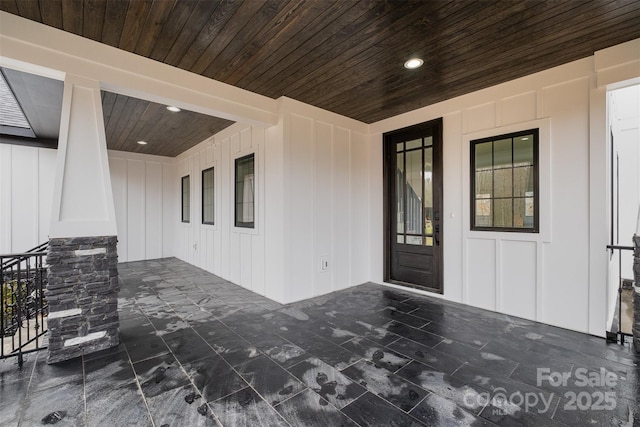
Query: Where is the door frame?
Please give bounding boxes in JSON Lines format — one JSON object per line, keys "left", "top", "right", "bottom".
{"left": 383, "top": 118, "right": 444, "bottom": 294}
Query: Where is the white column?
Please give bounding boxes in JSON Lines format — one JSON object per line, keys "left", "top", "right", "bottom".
{"left": 49, "top": 74, "right": 116, "bottom": 237}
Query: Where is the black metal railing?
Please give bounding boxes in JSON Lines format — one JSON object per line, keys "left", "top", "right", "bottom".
{"left": 1, "top": 244, "right": 49, "bottom": 368}
{"left": 606, "top": 244, "right": 634, "bottom": 345}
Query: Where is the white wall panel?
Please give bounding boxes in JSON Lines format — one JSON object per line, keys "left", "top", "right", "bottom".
{"left": 314, "top": 121, "right": 333, "bottom": 296}
{"left": 162, "top": 163, "right": 176, "bottom": 258}
{"left": 442, "top": 112, "right": 464, "bottom": 302}
{"left": 540, "top": 78, "right": 590, "bottom": 331}
{"left": 145, "top": 162, "right": 163, "bottom": 259}
{"left": 288, "top": 114, "right": 315, "bottom": 301}
{"left": 464, "top": 102, "right": 496, "bottom": 133}
{"left": 10, "top": 146, "right": 38, "bottom": 252}
{"left": 466, "top": 238, "right": 496, "bottom": 311}
{"left": 37, "top": 149, "right": 56, "bottom": 244}
{"left": 501, "top": 91, "right": 537, "bottom": 126}
{"left": 240, "top": 233, "right": 252, "bottom": 289}
{"left": 0, "top": 144, "right": 12, "bottom": 252}
{"left": 500, "top": 240, "right": 537, "bottom": 320}
{"left": 332, "top": 126, "right": 352, "bottom": 291}
{"left": 350, "top": 131, "right": 369, "bottom": 285}
{"left": 109, "top": 157, "right": 128, "bottom": 261}
{"left": 126, "top": 160, "right": 145, "bottom": 262}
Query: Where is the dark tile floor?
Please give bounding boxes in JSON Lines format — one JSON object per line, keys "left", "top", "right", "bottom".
{"left": 1, "top": 257, "right": 638, "bottom": 426}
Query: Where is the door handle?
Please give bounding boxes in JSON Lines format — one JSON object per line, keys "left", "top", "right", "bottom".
{"left": 434, "top": 224, "right": 440, "bottom": 246}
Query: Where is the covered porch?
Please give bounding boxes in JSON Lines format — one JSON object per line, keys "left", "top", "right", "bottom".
{"left": 1, "top": 258, "right": 637, "bottom": 426}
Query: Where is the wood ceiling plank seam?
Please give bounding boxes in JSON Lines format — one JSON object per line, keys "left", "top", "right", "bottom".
{"left": 82, "top": 0, "right": 106, "bottom": 42}
{"left": 37, "top": 0, "right": 62, "bottom": 28}
{"left": 344, "top": 16, "right": 640, "bottom": 123}
{"left": 133, "top": 0, "right": 177, "bottom": 57}
{"left": 236, "top": 0, "right": 392, "bottom": 91}
{"left": 433, "top": 0, "right": 640, "bottom": 86}
{"left": 102, "top": 91, "right": 123, "bottom": 132}
{"left": 103, "top": 94, "right": 129, "bottom": 149}
{"left": 291, "top": 0, "right": 523, "bottom": 105}
{"left": 413, "top": 1, "right": 552, "bottom": 62}
{"left": 318, "top": 1, "right": 638, "bottom": 119}
{"left": 291, "top": 2, "right": 495, "bottom": 107}
{"left": 258, "top": 0, "right": 447, "bottom": 99}
{"left": 147, "top": 0, "right": 199, "bottom": 62}
{"left": 100, "top": 91, "right": 117, "bottom": 129}
{"left": 433, "top": 0, "right": 619, "bottom": 77}
{"left": 0, "top": 0, "right": 20, "bottom": 15}
{"left": 170, "top": 0, "right": 239, "bottom": 70}
{"left": 162, "top": 0, "right": 224, "bottom": 67}
{"left": 208, "top": 0, "right": 322, "bottom": 83}
{"left": 119, "top": 102, "right": 163, "bottom": 152}
{"left": 226, "top": 1, "right": 376, "bottom": 87}
{"left": 250, "top": 1, "right": 424, "bottom": 95}
{"left": 118, "top": 0, "right": 154, "bottom": 52}
{"left": 15, "top": 0, "right": 41, "bottom": 22}
{"left": 100, "top": 0, "right": 129, "bottom": 48}
{"left": 109, "top": 98, "right": 150, "bottom": 151}
{"left": 61, "top": 0, "right": 83, "bottom": 35}
{"left": 108, "top": 96, "right": 145, "bottom": 151}
{"left": 190, "top": 0, "right": 268, "bottom": 76}
{"left": 215, "top": 2, "right": 354, "bottom": 84}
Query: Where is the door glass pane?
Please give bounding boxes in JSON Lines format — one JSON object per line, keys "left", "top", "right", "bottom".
{"left": 405, "top": 149, "right": 422, "bottom": 239}
{"left": 396, "top": 152, "right": 404, "bottom": 234}
{"left": 475, "top": 170, "right": 492, "bottom": 198}
{"left": 396, "top": 141, "right": 404, "bottom": 152}
{"left": 424, "top": 147, "right": 433, "bottom": 246}
{"left": 405, "top": 139, "right": 421, "bottom": 150}
{"left": 406, "top": 235, "right": 422, "bottom": 245}
{"left": 424, "top": 136, "right": 433, "bottom": 147}
{"left": 514, "top": 135, "right": 534, "bottom": 165}
{"left": 494, "top": 138, "right": 512, "bottom": 167}
{"left": 513, "top": 166, "right": 533, "bottom": 197}
{"left": 475, "top": 141, "right": 492, "bottom": 169}
{"left": 475, "top": 199, "right": 492, "bottom": 227}
{"left": 494, "top": 199, "right": 513, "bottom": 227}
{"left": 397, "top": 234, "right": 404, "bottom": 243}
{"left": 494, "top": 168, "right": 512, "bottom": 198}
{"left": 513, "top": 197, "right": 526, "bottom": 227}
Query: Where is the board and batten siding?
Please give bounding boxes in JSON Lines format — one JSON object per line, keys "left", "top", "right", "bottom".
{"left": 174, "top": 101, "right": 371, "bottom": 305}
{"left": 107, "top": 150, "right": 176, "bottom": 262}
{"left": 0, "top": 144, "right": 176, "bottom": 263}
{"left": 369, "top": 45, "right": 638, "bottom": 336}
{"left": 0, "top": 144, "right": 56, "bottom": 253}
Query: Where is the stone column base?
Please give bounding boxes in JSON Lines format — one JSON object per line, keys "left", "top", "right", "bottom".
{"left": 46, "top": 236, "right": 119, "bottom": 364}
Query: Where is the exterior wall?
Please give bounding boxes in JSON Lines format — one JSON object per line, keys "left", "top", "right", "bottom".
{"left": 174, "top": 124, "right": 267, "bottom": 295}
{"left": 0, "top": 144, "right": 56, "bottom": 253}
{"left": 369, "top": 56, "right": 627, "bottom": 336}
{"left": 0, "top": 146, "right": 176, "bottom": 262}
{"left": 174, "top": 100, "right": 371, "bottom": 304}
{"left": 108, "top": 150, "right": 177, "bottom": 262}
{"left": 281, "top": 98, "right": 370, "bottom": 303}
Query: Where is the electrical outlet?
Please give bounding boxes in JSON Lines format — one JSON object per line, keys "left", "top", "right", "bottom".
{"left": 321, "top": 258, "right": 329, "bottom": 271}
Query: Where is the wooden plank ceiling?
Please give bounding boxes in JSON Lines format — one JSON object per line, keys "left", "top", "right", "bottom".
{"left": 101, "top": 91, "right": 233, "bottom": 157}
{"left": 2, "top": 0, "right": 639, "bottom": 155}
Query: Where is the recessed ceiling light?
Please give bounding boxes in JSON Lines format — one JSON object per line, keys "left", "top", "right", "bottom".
{"left": 404, "top": 58, "right": 424, "bottom": 69}
{"left": 166, "top": 106, "right": 181, "bottom": 112}
{"left": 137, "top": 140, "right": 147, "bottom": 145}
{"left": 521, "top": 137, "right": 529, "bottom": 141}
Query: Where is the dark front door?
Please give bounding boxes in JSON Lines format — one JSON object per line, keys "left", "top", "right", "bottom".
{"left": 384, "top": 118, "right": 443, "bottom": 293}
